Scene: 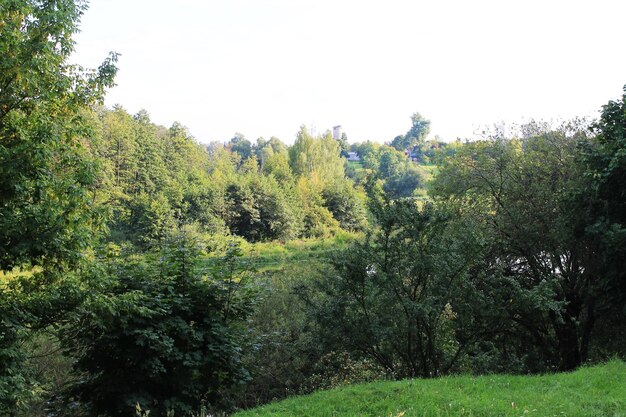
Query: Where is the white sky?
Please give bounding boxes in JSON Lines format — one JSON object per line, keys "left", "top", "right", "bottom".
{"left": 72, "top": 0, "right": 626, "bottom": 144}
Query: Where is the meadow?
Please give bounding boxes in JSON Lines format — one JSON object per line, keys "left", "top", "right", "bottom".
{"left": 234, "top": 360, "right": 626, "bottom": 417}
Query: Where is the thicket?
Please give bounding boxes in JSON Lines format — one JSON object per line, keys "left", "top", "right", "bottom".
{"left": 300, "top": 121, "right": 624, "bottom": 383}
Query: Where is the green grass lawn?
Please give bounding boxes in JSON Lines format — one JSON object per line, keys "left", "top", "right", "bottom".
{"left": 233, "top": 360, "right": 626, "bottom": 417}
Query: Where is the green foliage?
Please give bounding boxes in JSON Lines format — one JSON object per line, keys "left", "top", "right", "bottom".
{"left": 233, "top": 360, "right": 626, "bottom": 417}
{"left": 306, "top": 191, "right": 486, "bottom": 378}
{"left": 576, "top": 87, "right": 626, "bottom": 360}
{"left": 126, "top": 192, "right": 178, "bottom": 247}
{"left": 344, "top": 160, "right": 367, "bottom": 184}
{"left": 3, "top": 5, "right": 625, "bottom": 413}
{"left": 229, "top": 133, "right": 252, "bottom": 162}
{"left": 0, "top": 269, "right": 85, "bottom": 415}
{"left": 93, "top": 113, "right": 371, "bottom": 244}
{"left": 256, "top": 137, "right": 292, "bottom": 182}
{"left": 289, "top": 126, "right": 344, "bottom": 183}
{"left": 321, "top": 179, "right": 368, "bottom": 232}
{"left": 350, "top": 140, "right": 379, "bottom": 160}
{"left": 296, "top": 176, "right": 341, "bottom": 238}
{"left": 0, "top": 1, "right": 117, "bottom": 413}
{"left": 92, "top": 113, "right": 372, "bottom": 244}
{"left": 431, "top": 126, "right": 603, "bottom": 371}
{"left": 363, "top": 146, "right": 426, "bottom": 198}
{"left": 209, "top": 233, "right": 358, "bottom": 273}
{"left": 0, "top": 1, "right": 117, "bottom": 270}
{"left": 59, "top": 232, "right": 256, "bottom": 416}
{"left": 584, "top": 86, "right": 626, "bottom": 301}
{"left": 237, "top": 262, "right": 328, "bottom": 408}
{"left": 224, "top": 174, "right": 303, "bottom": 242}
{"left": 390, "top": 112, "right": 431, "bottom": 153}
{"left": 20, "top": 332, "right": 75, "bottom": 415}
{"left": 303, "top": 351, "right": 388, "bottom": 392}
{"left": 93, "top": 108, "right": 226, "bottom": 248}
{"left": 337, "top": 132, "right": 349, "bottom": 156}
{"left": 228, "top": 235, "right": 361, "bottom": 408}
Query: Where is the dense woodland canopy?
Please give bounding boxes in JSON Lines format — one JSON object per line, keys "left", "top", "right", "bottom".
{"left": 1, "top": 1, "right": 625, "bottom": 416}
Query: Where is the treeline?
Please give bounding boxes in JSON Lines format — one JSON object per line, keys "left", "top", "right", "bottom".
{"left": 91, "top": 104, "right": 450, "bottom": 247}
{"left": 91, "top": 107, "right": 368, "bottom": 247}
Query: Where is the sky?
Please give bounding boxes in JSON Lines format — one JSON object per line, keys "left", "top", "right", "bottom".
{"left": 72, "top": 0, "right": 626, "bottom": 144}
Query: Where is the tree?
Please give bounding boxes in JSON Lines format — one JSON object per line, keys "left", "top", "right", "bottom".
{"left": 337, "top": 132, "right": 349, "bottom": 156}
{"left": 321, "top": 179, "right": 368, "bottom": 232}
{"left": 296, "top": 176, "right": 340, "bottom": 238}
{"left": 432, "top": 127, "right": 601, "bottom": 371}
{"left": 229, "top": 132, "right": 252, "bottom": 162}
{"left": 224, "top": 174, "right": 303, "bottom": 242}
{"left": 350, "top": 140, "right": 379, "bottom": 160}
{"left": 289, "top": 126, "right": 344, "bottom": 184}
{"left": 102, "top": 106, "right": 138, "bottom": 189}
{"left": 584, "top": 86, "right": 626, "bottom": 291}
{"left": 406, "top": 112, "right": 431, "bottom": 143}
{"left": 0, "top": 0, "right": 117, "bottom": 413}
{"left": 306, "top": 191, "right": 485, "bottom": 378}
{"left": 0, "top": 1, "right": 117, "bottom": 270}
{"left": 363, "top": 146, "right": 425, "bottom": 198}
{"left": 391, "top": 112, "right": 431, "bottom": 153}
{"left": 60, "top": 232, "right": 256, "bottom": 416}
{"left": 262, "top": 149, "right": 293, "bottom": 183}
{"left": 94, "top": 108, "right": 230, "bottom": 247}
{"left": 579, "top": 86, "right": 626, "bottom": 356}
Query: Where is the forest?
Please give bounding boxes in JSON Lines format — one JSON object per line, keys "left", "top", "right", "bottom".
{"left": 1, "top": 1, "right": 625, "bottom": 416}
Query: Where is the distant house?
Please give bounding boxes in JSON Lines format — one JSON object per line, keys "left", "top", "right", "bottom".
{"left": 346, "top": 152, "right": 360, "bottom": 161}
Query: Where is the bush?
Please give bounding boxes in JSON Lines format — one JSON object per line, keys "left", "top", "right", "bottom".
{"left": 59, "top": 232, "right": 257, "bottom": 417}
{"left": 304, "top": 351, "right": 389, "bottom": 392}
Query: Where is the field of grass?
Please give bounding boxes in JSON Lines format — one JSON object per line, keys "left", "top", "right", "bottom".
{"left": 417, "top": 162, "right": 438, "bottom": 185}
{"left": 204, "top": 231, "right": 359, "bottom": 272}
{"left": 233, "top": 360, "right": 626, "bottom": 417}
{"left": 347, "top": 160, "right": 366, "bottom": 174}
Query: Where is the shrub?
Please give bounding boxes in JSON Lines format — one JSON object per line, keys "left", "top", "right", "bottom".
{"left": 60, "top": 231, "right": 256, "bottom": 417}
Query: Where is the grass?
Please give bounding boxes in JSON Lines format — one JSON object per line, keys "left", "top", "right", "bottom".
{"left": 347, "top": 160, "right": 366, "bottom": 174}
{"left": 416, "top": 162, "right": 438, "bottom": 185}
{"left": 233, "top": 360, "right": 626, "bottom": 417}
{"left": 204, "top": 231, "right": 359, "bottom": 272}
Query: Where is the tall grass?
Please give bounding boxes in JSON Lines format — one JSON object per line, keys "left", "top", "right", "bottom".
{"left": 203, "top": 232, "right": 359, "bottom": 272}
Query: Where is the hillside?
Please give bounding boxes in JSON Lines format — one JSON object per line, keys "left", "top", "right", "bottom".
{"left": 233, "top": 360, "right": 626, "bottom": 417}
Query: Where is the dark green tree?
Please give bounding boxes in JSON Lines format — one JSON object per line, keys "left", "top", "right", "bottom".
{"left": 363, "top": 146, "right": 425, "bottom": 198}
{"left": 224, "top": 175, "right": 303, "bottom": 242}
{"left": 321, "top": 179, "right": 368, "bottom": 232}
{"left": 432, "top": 127, "right": 601, "bottom": 371}
{"left": 0, "top": 1, "right": 117, "bottom": 413}
{"left": 0, "top": 0, "right": 117, "bottom": 270}
{"left": 579, "top": 86, "right": 626, "bottom": 357}
{"left": 60, "top": 233, "right": 256, "bottom": 416}
{"left": 229, "top": 132, "right": 252, "bottom": 162}
{"left": 585, "top": 87, "right": 626, "bottom": 291}
{"left": 391, "top": 112, "right": 431, "bottom": 154}
{"left": 307, "top": 190, "right": 485, "bottom": 378}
